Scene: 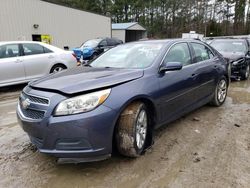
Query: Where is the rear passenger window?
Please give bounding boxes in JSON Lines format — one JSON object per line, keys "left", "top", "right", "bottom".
{"left": 0, "top": 44, "right": 20, "bottom": 59}
{"left": 43, "top": 46, "right": 53, "bottom": 53}
{"left": 99, "top": 40, "right": 108, "bottom": 47}
{"left": 109, "top": 39, "right": 120, "bottom": 46}
{"left": 164, "top": 43, "right": 191, "bottom": 66}
{"left": 191, "top": 43, "right": 214, "bottom": 63}
{"left": 23, "top": 43, "right": 46, "bottom": 56}
{"left": 107, "top": 39, "right": 113, "bottom": 46}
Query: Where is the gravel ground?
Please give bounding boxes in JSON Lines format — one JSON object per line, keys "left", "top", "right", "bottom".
{"left": 0, "top": 80, "right": 249, "bottom": 188}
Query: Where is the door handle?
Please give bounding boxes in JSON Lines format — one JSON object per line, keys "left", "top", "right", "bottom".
{"left": 191, "top": 73, "right": 197, "bottom": 77}
{"left": 48, "top": 55, "right": 54, "bottom": 59}
{"left": 15, "top": 59, "right": 22, "bottom": 63}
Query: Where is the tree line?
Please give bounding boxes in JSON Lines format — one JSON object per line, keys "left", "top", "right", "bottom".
{"left": 45, "top": 0, "right": 250, "bottom": 38}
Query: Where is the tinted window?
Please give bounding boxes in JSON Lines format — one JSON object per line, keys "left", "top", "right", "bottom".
{"left": 0, "top": 44, "right": 20, "bottom": 59}
{"left": 81, "top": 39, "right": 102, "bottom": 48}
{"left": 99, "top": 40, "right": 108, "bottom": 47}
{"left": 106, "top": 39, "right": 113, "bottom": 46}
{"left": 23, "top": 43, "right": 45, "bottom": 56}
{"left": 91, "top": 43, "right": 164, "bottom": 69}
{"left": 191, "top": 43, "right": 214, "bottom": 63}
{"left": 108, "top": 39, "right": 120, "bottom": 46}
{"left": 164, "top": 43, "right": 191, "bottom": 66}
{"left": 210, "top": 40, "right": 247, "bottom": 53}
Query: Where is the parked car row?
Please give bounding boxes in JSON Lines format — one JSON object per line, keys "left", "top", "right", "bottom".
{"left": 16, "top": 39, "right": 230, "bottom": 163}
{"left": 0, "top": 36, "right": 248, "bottom": 163}
{"left": 1, "top": 36, "right": 248, "bottom": 89}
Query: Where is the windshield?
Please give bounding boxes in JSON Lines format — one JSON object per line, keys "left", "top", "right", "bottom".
{"left": 210, "top": 40, "right": 247, "bottom": 53}
{"left": 81, "top": 39, "right": 102, "bottom": 48}
{"left": 90, "top": 43, "right": 164, "bottom": 69}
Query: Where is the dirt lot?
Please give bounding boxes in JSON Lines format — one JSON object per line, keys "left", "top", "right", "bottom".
{"left": 0, "top": 80, "right": 249, "bottom": 188}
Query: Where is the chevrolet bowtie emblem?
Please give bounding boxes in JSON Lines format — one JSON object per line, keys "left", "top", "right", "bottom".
{"left": 21, "top": 98, "right": 31, "bottom": 110}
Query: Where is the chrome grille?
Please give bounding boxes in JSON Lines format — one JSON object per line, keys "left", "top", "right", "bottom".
{"left": 20, "top": 107, "right": 45, "bottom": 120}
{"left": 19, "top": 92, "right": 49, "bottom": 120}
{"left": 22, "top": 92, "right": 49, "bottom": 105}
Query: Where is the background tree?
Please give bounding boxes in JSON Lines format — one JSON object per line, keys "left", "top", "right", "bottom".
{"left": 45, "top": 0, "right": 250, "bottom": 38}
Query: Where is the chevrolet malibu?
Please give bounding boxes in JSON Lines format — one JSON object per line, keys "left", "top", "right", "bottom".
{"left": 17, "top": 39, "right": 229, "bottom": 162}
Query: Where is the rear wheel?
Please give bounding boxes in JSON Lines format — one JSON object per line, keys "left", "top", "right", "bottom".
{"left": 116, "top": 102, "right": 148, "bottom": 157}
{"left": 240, "top": 64, "right": 250, "bottom": 80}
{"left": 50, "top": 64, "right": 66, "bottom": 73}
{"left": 210, "top": 76, "right": 228, "bottom": 106}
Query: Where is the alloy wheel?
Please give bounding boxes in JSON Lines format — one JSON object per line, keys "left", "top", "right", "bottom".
{"left": 136, "top": 110, "right": 147, "bottom": 149}
{"left": 53, "top": 67, "right": 64, "bottom": 73}
{"left": 245, "top": 65, "right": 250, "bottom": 79}
{"left": 217, "top": 79, "right": 227, "bottom": 103}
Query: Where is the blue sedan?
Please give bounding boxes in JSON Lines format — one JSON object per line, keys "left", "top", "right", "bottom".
{"left": 17, "top": 39, "right": 229, "bottom": 162}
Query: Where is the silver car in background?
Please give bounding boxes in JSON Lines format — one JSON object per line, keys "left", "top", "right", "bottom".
{"left": 0, "top": 41, "right": 78, "bottom": 87}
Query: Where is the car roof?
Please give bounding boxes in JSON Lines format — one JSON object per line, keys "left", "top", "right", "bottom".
{"left": 211, "top": 38, "right": 246, "bottom": 41}
{"left": 125, "top": 38, "right": 205, "bottom": 45}
{"left": 0, "top": 41, "right": 46, "bottom": 45}
{"left": 0, "top": 41, "right": 64, "bottom": 52}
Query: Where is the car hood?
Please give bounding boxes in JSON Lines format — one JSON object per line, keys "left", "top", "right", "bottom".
{"left": 220, "top": 52, "right": 245, "bottom": 62}
{"left": 29, "top": 67, "right": 144, "bottom": 95}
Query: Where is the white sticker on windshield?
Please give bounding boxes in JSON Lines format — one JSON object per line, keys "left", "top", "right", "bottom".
{"left": 232, "top": 42, "right": 243, "bottom": 45}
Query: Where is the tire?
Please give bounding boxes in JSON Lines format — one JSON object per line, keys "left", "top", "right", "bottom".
{"left": 116, "top": 102, "right": 149, "bottom": 157}
{"left": 210, "top": 76, "right": 228, "bottom": 107}
{"left": 240, "top": 64, "right": 250, "bottom": 80}
{"left": 50, "top": 64, "right": 66, "bottom": 73}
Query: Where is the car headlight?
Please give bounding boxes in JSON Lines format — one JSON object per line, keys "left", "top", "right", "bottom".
{"left": 54, "top": 89, "right": 111, "bottom": 116}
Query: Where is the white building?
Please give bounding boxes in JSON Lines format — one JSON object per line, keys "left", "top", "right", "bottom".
{"left": 112, "top": 22, "right": 147, "bottom": 43}
{"left": 0, "top": 0, "right": 111, "bottom": 49}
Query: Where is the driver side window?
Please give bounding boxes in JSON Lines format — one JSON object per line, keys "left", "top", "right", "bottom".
{"left": 164, "top": 43, "right": 191, "bottom": 66}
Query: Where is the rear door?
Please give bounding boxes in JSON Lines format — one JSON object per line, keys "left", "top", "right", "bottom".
{"left": 21, "top": 43, "right": 54, "bottom": 80}
{"left": 189, "top": 42, "right": 218, "bottom": 100}
{"left": 0, "top": 43, "right": 26, "bottom": 85}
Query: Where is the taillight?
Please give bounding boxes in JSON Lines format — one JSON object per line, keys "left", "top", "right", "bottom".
{"left": 72, "top": 53, "right": 81, "bottom": 66}
{"left": 72, "top": 53, "right": 77, "bottom": 60}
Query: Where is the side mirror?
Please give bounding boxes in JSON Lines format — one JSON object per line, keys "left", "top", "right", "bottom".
{"left": 159, "top": 62, "right": 183, "bottom": 73}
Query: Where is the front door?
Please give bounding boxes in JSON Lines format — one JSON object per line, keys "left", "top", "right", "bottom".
{"left": 189, "top": 42, "right": 218, "bottom": 100}
{"left": 0, "top": 43, "right": 26, "bottom": 86}
{"left": 158, "top": 42, "right": 198, "bottom": 123}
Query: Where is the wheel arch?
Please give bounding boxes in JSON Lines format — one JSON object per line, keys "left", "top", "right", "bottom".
{"left": 49, "top": 63, "right": 67, "bottom": 73}
{"left": 223, "top": 74, "right": 230, "bottom": 86}
{"left": 111, "top": 96, "right": 157, "bottom": 153}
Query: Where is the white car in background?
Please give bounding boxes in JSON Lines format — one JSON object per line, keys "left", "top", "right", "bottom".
{"left": 0, "top": 41, "right": 78, "bottom": 87}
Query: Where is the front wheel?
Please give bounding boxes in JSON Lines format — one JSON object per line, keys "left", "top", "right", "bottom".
{"left": 116, "top": 102, "right": 149, "bottom": 157}
{"left": 210, "top": 76, "right": 228, "bottom": 107}
{"left": 240, "top": 64, "right": 250, "bottom": 80}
